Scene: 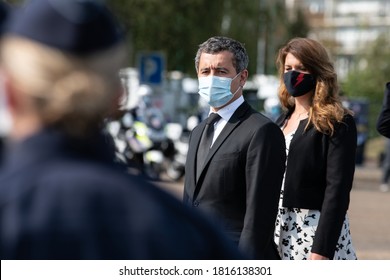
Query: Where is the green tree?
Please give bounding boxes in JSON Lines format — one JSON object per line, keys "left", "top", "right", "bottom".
{"left": 108, "top": 0, "right": 225, "bottom": 75}
{"left": 343, "top": 34, "right": 390, "bottom": 138}
{"left": 6, "top": 0, "right": 309, "bottom": 77}
{"left": 109, "top": 0, "right": 309, "bottom": 76}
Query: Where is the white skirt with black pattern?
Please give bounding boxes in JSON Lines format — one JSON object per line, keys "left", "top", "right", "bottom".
{"left": 274, "top": 131, "right": 357, "bottom": 260}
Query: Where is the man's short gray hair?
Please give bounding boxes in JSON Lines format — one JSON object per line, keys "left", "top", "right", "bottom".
{"left": 194, "top": 36, "right": 249, "bottom": 74}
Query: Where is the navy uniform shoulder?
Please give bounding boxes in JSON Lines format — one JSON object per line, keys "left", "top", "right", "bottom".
{"left": 31, "top": 161, "right": 242, "bottom": 259}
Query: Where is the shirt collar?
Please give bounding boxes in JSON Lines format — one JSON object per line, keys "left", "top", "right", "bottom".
{"left": 209, "top": 96, "right": 244, "bottom": 121}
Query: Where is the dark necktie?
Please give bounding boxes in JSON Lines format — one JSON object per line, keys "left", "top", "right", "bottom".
{"left": 196, "top": 113, "right": 221, "bottom": 179}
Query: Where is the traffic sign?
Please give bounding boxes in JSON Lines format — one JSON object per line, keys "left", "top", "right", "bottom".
{"left": 138, "top": 52, "right": 165, "bottom": 86}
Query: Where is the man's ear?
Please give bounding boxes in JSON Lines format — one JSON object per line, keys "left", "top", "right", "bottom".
{"left": 240, "top": 69, "right": 249, "bottom": 87}
{"left": 106, "top": 86, "right": 125, "bottom": 120}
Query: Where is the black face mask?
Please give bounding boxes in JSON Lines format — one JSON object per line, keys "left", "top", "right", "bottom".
{"left": 283, "top": 70, "right": 316, "bottom": 97}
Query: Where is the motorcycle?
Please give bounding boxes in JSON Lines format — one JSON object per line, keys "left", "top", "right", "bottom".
{"left": 164, "top": 122, "right": 188, "bottom": 181}
{"left": 106, "top": 109, "right": 187, "bottom": 181}
{"left": 141, "top": 111, "right": 187, "bottom": 181}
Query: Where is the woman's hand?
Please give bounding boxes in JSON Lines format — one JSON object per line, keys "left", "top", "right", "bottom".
{"left": 309, "top": 253, "right": 329, "bottom": 260}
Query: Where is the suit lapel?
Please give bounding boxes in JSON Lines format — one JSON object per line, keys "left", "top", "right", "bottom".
{"left": 186, "top": 120, "right": 207, "bottom": 191}
{"left": 195, "top": 101, "right": 251, "bottom": 188}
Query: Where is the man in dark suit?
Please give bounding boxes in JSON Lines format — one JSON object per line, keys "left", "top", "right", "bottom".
{"left": 183, "top": 36, "right": 286, "bottom": 259}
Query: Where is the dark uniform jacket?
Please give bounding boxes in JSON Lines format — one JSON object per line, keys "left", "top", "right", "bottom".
{"left": 276, "top": 112, "right": 357, "bottom": 259}
{"left": 0, "top": 128, "right": 241, "bottom": 260}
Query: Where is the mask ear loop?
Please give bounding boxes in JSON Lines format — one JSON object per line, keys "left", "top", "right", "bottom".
{"left": 231, "top": 81, "right": 243, "bottom": 98}
{"left": 236, "top": 70, "right": 248, "bottom": 89}
{"left": 231, "top": 71, "right": 243, "bottom": 96}
{"left": 232, "top": 71, "right": 241, "bottom": 81}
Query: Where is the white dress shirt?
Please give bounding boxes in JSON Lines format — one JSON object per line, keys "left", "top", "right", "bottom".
{"left": 208, "top": 95, "right": 244, "bottom": 146}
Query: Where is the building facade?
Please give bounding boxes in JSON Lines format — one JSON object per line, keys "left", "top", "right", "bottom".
{"left": 288, "top": 0, "right": 390, "bottom": 79}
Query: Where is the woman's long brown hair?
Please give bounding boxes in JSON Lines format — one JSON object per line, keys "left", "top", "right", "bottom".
{"left": 276, "top": 37, "right": 352, "bottom": 135}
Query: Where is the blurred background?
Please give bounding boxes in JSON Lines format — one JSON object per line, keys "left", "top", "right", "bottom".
{"left": 6, "top": 0, "right": 390, "bottom": 165}
{"left": 2, "top": 0, "right": 389, "bottom": 260}
{"left": 107, "top": 0, "right": 390, "bottom": 166}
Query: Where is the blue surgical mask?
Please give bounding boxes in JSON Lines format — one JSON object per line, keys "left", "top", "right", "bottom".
{"left": 198, "top": 73, "right": 241, "bottom": 108}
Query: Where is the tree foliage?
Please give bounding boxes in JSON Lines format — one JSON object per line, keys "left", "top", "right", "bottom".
{"left": 108, "top": 0, "right": 309, "bottom": 77}
{"left": 343, "top": 34, "right": 390, "bottom": 137}
{"left": 5, "top": 0, "right": 310, "bottom": 77}
{"left": 108, "top": 0, "right": 225, "bottom": 75}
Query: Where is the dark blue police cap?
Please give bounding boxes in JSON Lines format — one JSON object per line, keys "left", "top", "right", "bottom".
{"left": 0, "top": 2, "right": 10, "bottom": 35}
{"left": 6, "top": 0, "right": 125, "bottom": 54}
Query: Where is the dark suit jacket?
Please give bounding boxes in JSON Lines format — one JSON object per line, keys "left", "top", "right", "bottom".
{"left": 0, "top": 128, "right": 242, "bottom": 260}
{"left": 184, "top": 101, "right": 286, "bottom": 260}
{"left": 276, "top": 113, "right": 357, "bottom": 259}
{"left": 377, "top": 82, "right": 390, "bottom": 138}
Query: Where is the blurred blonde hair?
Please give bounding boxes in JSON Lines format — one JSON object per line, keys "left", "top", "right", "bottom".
{"left": 0, "top": 36, "right": 127, "bottom": 137}
{"left": 276, "top": 37, "right": 352, "bottom": 135}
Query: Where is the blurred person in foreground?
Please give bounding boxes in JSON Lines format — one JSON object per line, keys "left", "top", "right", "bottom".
{"left": 0, "top": 0, "right": 242, "bottom": 260}
{"left": 274, "top": 37, "right": 357, "bottom": 260}
{"left": 0, "top": 1, "right": 11, "bottom": 165}
{"left": 183, "top": 36, "right": 286, "bottom": 259}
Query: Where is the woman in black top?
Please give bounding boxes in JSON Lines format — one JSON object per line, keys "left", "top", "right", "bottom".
{"left": 273, "top": 37, "right": 357, "bottom": 260}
